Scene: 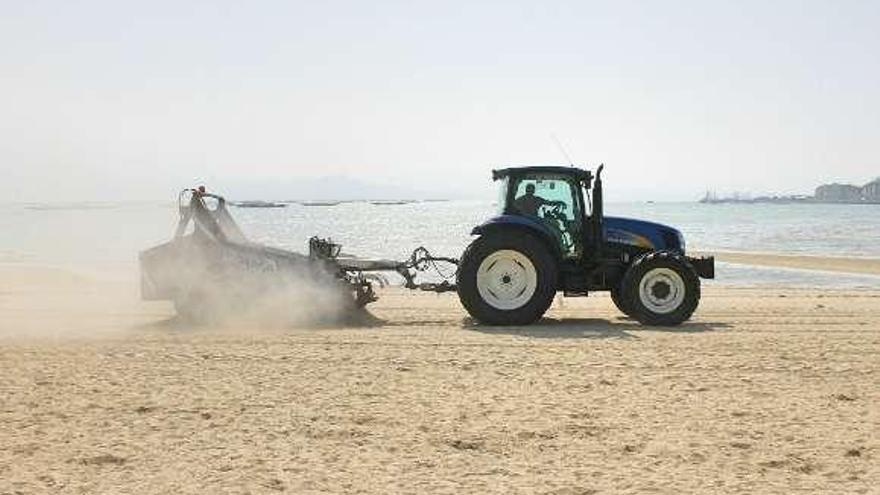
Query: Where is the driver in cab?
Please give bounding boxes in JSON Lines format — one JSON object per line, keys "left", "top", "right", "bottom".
{"left": 513, "top": 183, "right": 565, "bottom": 217}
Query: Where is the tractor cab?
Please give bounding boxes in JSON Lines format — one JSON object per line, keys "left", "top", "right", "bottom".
{"left": 495, "top": 167, "right": 588, "bottom": 259}
{"left": 487, "top": 166, "right": 603, "bottom": 264}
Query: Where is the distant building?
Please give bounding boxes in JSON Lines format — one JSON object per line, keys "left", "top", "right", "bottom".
{"left": 703, "top": 178, "right": 880, "bottom": 205}
{"left": 862, "top": 178, "right": 880, "bottom": 202}
{"left": 814, "top": 183, "right": 863, "bottom": 203}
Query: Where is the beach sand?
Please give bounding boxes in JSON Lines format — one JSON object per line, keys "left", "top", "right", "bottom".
{"left": 703, "top": 251, "right": 880, "bottom": 276}
{"left": 1, "top": 264, "right": 877, "bottom": 494}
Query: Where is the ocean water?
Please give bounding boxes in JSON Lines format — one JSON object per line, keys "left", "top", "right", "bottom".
{"left": 1, "top": 200, "right": 879, "bottom": 288}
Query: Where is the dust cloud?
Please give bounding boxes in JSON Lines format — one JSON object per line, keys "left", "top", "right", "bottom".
{"left": 0, "top": 261, "right": 368, "bottom": 341}
{"left": 0, "top": 195, "right": 372, "bottom": 340}
{"left": 165, "top": 261, "right": 363, "bottom": 329}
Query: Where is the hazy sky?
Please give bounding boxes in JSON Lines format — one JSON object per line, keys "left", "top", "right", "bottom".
{"left": 2, "top": 1, "right": 878, "bottom": 201}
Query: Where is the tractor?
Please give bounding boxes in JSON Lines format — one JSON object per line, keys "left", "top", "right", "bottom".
{"left": 455, "top": 165, "right": 714, "bottom": 326}
{"left": 140, "top": 166, "right": 713, "bottom": 326}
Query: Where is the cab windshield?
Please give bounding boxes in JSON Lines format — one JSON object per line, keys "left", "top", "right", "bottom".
{"left": 506, "top": 174, "right": 583, "bottom": 258}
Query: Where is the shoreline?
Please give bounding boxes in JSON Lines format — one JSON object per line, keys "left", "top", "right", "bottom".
{"left": 697, "top": 250, "right": 880, "bottom": 276}
{"left": 4, "top": 250, "right": 880, "bottom": 291}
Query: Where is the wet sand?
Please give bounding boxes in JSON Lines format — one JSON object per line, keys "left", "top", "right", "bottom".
{"left": 703, "top": 251, "right": 880, "bottom": 276}
{"left": 0, "top": 265, "right": 877, "bottom": 494}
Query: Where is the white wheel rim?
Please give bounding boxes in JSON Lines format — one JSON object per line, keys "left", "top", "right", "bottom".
{"left": 638, "top": 267, "right": 686, "bottom": 314}
{"left": 476, "top": 249, "right": 538, "bottom": 310}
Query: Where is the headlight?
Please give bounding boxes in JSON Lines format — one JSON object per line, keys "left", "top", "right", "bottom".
{"left": 677, "top": 232, "right": 686, "bottom": 253}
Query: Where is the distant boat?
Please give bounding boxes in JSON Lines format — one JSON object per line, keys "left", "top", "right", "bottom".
{"left": 369, "top": 200, "right": 414, "bottom": 206}
{"left": 232, "top": 201, "right": 287, "bottom": 208}
{"left": 299, "top": 201, "right": 342, "bottom": 207}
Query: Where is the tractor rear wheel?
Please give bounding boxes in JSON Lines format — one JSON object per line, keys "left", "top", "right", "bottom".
{"left": 610, "top": 285, "right": 632, "bottom": 317}
{"left": 620, "top": 251, "right": 700, "bottom": 326}
{"left": 457, "top": 232, "right": 557, "bottom": 325}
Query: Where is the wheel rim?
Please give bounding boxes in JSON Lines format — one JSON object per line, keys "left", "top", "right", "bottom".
{"left": 638, "top": 267, "right": 686, "bottom": 314}
{"left": 476, "top": 249, "right": 538, "bottom": 310}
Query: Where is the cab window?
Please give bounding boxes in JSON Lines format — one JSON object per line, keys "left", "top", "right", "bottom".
{"left": 510, "top": 176, "right": 582, "bottom": 257}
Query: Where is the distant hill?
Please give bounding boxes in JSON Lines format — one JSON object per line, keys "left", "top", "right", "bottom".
{"left": 814, "top": 178, "right": 880, "bottom": 203}
{"left": 212, "top": 176, "right": 452, "bottom": 202}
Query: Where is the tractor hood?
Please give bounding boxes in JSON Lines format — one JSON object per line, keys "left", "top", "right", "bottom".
{"left": 604, "top": 216, "right": 685, "bottom": 253}
{"left": 471, "top": 215, "right": 686, "bottom": 254}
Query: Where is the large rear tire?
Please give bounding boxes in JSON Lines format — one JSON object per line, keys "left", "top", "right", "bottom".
{"left": 457, "top": 232, "right": 558, "bottom": 325}
{"left": 610, "top": 285, "right": 632, "bottom": 317}
{"left": 620, "top": 251, "right": 700, "bottom": 326}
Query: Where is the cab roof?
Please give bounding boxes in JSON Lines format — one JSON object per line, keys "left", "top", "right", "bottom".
{"left": 492, "top": 166, "right": 592, "bottom": 182}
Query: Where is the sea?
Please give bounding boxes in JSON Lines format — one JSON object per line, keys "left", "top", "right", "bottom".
{"left": 2, "top": 200, "right": 880, "bottom": 288}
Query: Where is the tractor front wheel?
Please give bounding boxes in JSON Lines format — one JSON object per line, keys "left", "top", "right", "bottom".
{"left": 620, "top": 251, "right": 700, "bottom": 326}
{"left": 457, "top": 232, "right": 557, "bottom": 325}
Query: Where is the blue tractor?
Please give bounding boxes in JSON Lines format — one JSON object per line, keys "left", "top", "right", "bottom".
{"left": 455, "top": 165, "right": 714, "bottom": 326}
{"left": 141, "top": 166, "right": 713, "bottom": 326}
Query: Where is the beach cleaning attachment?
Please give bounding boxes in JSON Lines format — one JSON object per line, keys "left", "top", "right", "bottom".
{"left": 140, "top": 187, "right": 459, "bottom": 320}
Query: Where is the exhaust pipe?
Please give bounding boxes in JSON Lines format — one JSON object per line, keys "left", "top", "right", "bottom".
{"left": 591, "top": 164, "right": 605, "bottom": 261}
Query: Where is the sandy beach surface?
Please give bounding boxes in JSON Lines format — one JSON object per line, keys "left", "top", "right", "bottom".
{"left": 1, "top": 264, "right": 877, "bottom": 494}
{"left": 703, "top": 251, "right": 880, "bottom": 276}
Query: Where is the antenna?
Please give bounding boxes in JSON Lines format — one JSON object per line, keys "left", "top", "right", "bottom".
{"left": 550, "top": 133, "right": 575, "bottom": 167}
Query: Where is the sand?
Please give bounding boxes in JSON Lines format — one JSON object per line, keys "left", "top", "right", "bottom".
{"left": 701, "top": 251, "right": 880, "bottom": 276}
{"left": 1, "top": 264, "right": 878, "bottom": 494}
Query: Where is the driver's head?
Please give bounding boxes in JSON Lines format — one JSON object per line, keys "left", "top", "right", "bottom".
{"left": 525, "top": 183, "right": 536, "bottom": 195}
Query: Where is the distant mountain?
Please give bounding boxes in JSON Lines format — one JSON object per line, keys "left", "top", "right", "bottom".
{"left": 814, "top": 178, "right": 880, "bottom": 203}
{"left": 211, "top": 175, "right": 451, "bottom": 202}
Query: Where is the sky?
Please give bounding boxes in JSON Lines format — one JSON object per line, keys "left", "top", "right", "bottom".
{"left": 1, "top": 0, "right": 879, "bottom": 201}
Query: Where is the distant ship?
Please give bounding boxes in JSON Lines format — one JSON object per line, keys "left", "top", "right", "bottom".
{"left": 232, "top": 201, "right": 287, "bottom": 208}
{"left": 299, "top": 201, "right": 342, "bottom": 207}
{"left": 369, "top": 200, "right": 415, "bottom": 206}
{"left": 699, "top": 191, "right": 810, "bottom": 204}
